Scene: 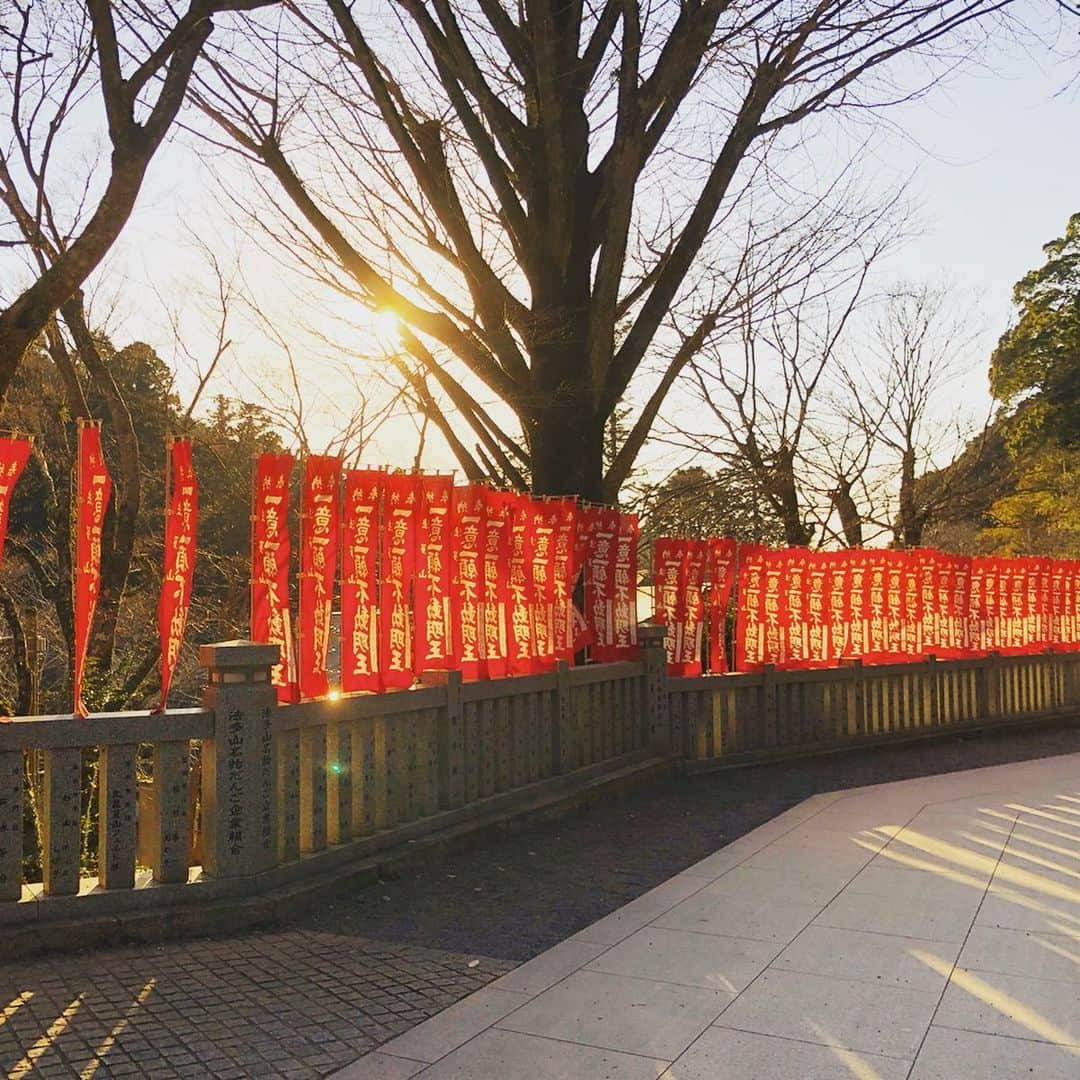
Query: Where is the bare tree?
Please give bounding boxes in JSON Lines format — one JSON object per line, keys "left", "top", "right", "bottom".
{"left": 192, "top": 0, "right": 1008, "bottom": 501}
{"left": 840, "top": 283, "right": 993, "bottom": 548}
{"left": 661, "top": 201, "right": 889, "bottom": 546}
{"left": 0, "top": 0, "right": 281, "bottom": 400}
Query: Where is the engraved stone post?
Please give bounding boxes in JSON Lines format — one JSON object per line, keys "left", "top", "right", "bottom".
{"left": 638, "top": 624, "right": 672, "bottom": 755}
{"left": 421, "top": 670, "right": 463, "bottom": 810}
{"left": 326, "top": 721, "right": 353, "bottom": 844}
{"left": 200, "top": 641, "right": 279, "bottom": 879}
{"left": 554, "top": 661, "right": 571, "bottom": 774}
{"left": 152, "top": 740, "right": 191, "bottom": 884}
{"left": 42, "top": 747, "right": 82, "bottom": 896}
{"left": 277, "top": 727, "right": 301, "bottom": 862}
{"left": 98, "top": 744, "right": 137, "bottom": 889}
{"left": 0, "top": 751, "right": 22, "bottom": 901}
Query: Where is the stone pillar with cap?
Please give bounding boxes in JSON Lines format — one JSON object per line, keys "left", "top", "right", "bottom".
{"left": 199, "top": 641, "right": 280, "bottom": 879}
{"left": 638, "top": 623, "right": 673, "bottom": 754}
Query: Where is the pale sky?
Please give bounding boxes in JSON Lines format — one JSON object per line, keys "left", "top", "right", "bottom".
{"left": 85, "top": 15, "right": 1079, "bottom": 479}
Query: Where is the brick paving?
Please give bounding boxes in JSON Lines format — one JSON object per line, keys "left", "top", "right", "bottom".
{"left": 1, "top": 721, "right": 1077, "bottom": 1078}
{"left": 0, "top": 932, "right": 511, "bottom": 1078}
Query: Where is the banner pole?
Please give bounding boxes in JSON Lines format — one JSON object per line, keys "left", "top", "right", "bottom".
{"left": 249, "top": 453, "right": 257, "bottom": 640}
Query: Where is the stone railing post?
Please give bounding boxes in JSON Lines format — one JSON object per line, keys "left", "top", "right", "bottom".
{"left": 199, "top": 641, "right": 280, "bottom": 880}
{"left": 638, "top": 624, "right": 672, "bottom": 755}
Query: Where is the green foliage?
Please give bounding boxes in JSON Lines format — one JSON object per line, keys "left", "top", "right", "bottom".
{"left": 990, "top": 212, "right": 1080, "bottom": 451}
{"left": 640, "top": 466, "right": 786, "bottom": 545}
{"left": 982, "top": 447, "right": 1080, "bottom": 557}
{"left": 975, "top": 212, "right": 1080, "bottom": 557}
{"left": 0, "top": 340, "right": 283, "bottom": 713}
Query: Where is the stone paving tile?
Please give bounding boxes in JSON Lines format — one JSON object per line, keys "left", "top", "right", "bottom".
{"left": 4, "top": 725, "right": 1077, "bottom": 1078}
{"left": 0, "top": 930, "right": 511, "bottom": 1079}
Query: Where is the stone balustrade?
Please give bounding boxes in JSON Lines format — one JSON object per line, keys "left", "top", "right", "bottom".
{"left": 1, "top": 632, "right": 1076, "bottom": 950}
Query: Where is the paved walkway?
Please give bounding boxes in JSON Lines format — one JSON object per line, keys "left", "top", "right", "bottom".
{"left": 338, "top": 751, "right": 1080, "bottom": 1079}
{"left": 1, "top": 725, "right": 1077, "bottom": 1077}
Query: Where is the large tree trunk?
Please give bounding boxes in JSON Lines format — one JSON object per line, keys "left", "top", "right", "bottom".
{"left": 530, "top": 401, "right": 605, "bottom": 503}
{"left": 897, "top": 447, "right": 922, "bottom": 548}
{"left": 768, "top": 454, "right": 814, "bottom": 547}
{"left": 830, "top": 476, "right": 864, "bottom": 547}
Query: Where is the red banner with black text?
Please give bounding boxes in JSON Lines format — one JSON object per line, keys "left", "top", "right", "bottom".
{"left": 415, "top": 475, "right": 454, "bottom": 672}
{"left": 252, "top": 452, "right": 296, "bottom": 702}
{"left": 298, "top": 455, "right": 341, "bottom": 699}
{"left": 707, "top": 538, "right": 737, "bottom": 673}
{"left": 341, "top": 469, "right": 382, "bottom": 692}
{"left": 157, "top": 438, "right": 197, "bottom": 710}
{"left": 450, "top": 484, "right": 485, "bottom": 680}
{"left": 73, "top": 423, "right": 113, "bottom": 716}
{"left": 380, "top": 473, "right": 418, "bottom": 689}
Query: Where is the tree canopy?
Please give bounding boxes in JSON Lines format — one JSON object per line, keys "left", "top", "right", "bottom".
{"left": 990, "top": 211, "right": 1080, "bottom": 451}
{"left": 198, "top": 0, "right": 1007, "bottom": 501}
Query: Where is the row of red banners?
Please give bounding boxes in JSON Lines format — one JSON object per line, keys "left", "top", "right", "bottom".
{"left": 735, "top": 547, "right": 1080, "bottom": 672}
{"left": 252, "top": 455, "right": 641, "bottom": 701}
{"left": 655, "top": 540, "right": 1080, "bottom": 675}
{"left": 0, "top": 428, "right": 197, "bottom": 715}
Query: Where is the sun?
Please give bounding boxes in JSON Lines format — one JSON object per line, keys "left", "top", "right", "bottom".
{"left": 372, "top": 308, "right": 400, "bottom": 345}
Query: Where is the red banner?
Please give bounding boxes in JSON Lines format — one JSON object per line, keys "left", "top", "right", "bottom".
{"left": 0, "top": 436, "right": 30, "bottom": 569}
{"left": 734, "top": 545, "right": 768, "bottom": 672}
{"left": 781, "top": 548, "right": 811, "bottom": 668}
{"left": 342, "top": 469, "right": 382, "bottom": 693}
{"left": 157, "top": 438, "right": 197, "bottom": 711}
{"left": 380, "top": 473, "right": 418, "bottom": 689}
{"left": 653, "top": 539, "right": 688, "bottom": 674}
{"left": 252, "top": 452, "right": 296, "bottom": 703}
{"left": 451, "top": 485, "right": 485, "bottom": 680}
{"left": 598, "top": 512, "right": 639, "bottom": 662}
{"left": 481, "top": 489, "right": 512, "bottom": 678}
{"left": 678, "top": 540, "right": 707, "bottom": 674}
{"left": 73, "top": 423, "right": 113, "bottom": 716}
{"left": 507, "top": 493, "right": 536, "bottom": 675}
{"left": 805, "top": 551, "right": 830, "bottom": 667}
{"left": 298, "top": 455, "right": 341, "bottom": 699}
{"left": 529, "top": 499, "right": 559, "bottom": 672}
{"left": 582, "top": 506, "right": 620, "bottom": 660}
{"left": 551, "top": 499, "right": 580, "bottom": 662}
{"left": 415, "top": 475, "right": 454, "bottom": 672}
{"left": 707, "top": 538, "right": 737, "bottom": 672}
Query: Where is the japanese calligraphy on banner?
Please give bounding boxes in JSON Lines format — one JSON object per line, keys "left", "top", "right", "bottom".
{"left": 341, "top": 469, "right": 382, "bottom": 693}
{"left": 581, "top": 505, "right": 619, "bottom": 659}
{"left": 782, "top": 548, "right": 810, "bottom": 668}
{"left": 507, "top": 493, "right": 536, "bottom": 675}
{"left": 252, "top": 452, "right": 296, "bottom": 702}
{"left": 416, "top": 475, "right": 454, "bottom": 672}
{"left": 707, "top": 538, "right": 737, "bottom": 673}
{"left": 481, "top": 489, "right": 512, "bottom": 679}
{"left": 529, "top": 500, "right": 558, "bottom": 672}
{"left": 653, "top": 539, "right": 688, "bottom": 674}
{"left": 805, "top": 551, "right": 830, "bottom": 667}
{"left": 728, "top": 544, "right": 1080, "bottom": 672}
{"left": 654, "top": 538, "right": 705, "bottom": 674}
{"left": 734, "top": 546, "right": 769, "bottom": 671}
{"left": 73, "top": 422, "right": 113, "bottom": 717}
{"left": 599, "top": 512, "right": 639, "bottom": 662}
{"left": 551, "top": 499, "right": 580, "bottom": 662}
{"left": 157, "top": 438, "right": 197, "bottom": 711}
{"left": 450, "top": 485, "right": 485, "bottom": 680}
{"left": 380, "top": 472, "right": 417, "bottom": 688}
{"left": 298, "top": 455, "right": 341, "bottom": 699}
{"left": 676, "top": 539, "right": 707, "bottom": 674}
{"left": 0, "top": 436, "right": 30, "bottom": 569}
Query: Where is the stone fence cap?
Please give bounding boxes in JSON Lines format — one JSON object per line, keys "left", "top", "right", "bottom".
{"left": 637, "top": 623, "right": 667, "bottom": 643}
{"left": 199, "top": 640, "right": 281, "bottom": 670}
